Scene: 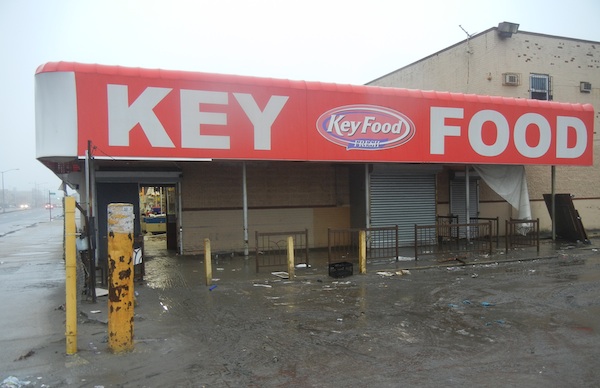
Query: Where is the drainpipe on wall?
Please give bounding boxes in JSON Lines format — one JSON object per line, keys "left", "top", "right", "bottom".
{"left": 551, "top": 166, "right": 556, "bottom": 241}
{"left": 178, "top": 181, "right": 183, "bottom": 255}
{"left": 365, "top": 164, "right": 370, "bottom": 229}
{"left": 466, "top": 165, "right": 470, "bottom": 242}
{"left": 243, "top": 162, "right": 249, "bottom": 257}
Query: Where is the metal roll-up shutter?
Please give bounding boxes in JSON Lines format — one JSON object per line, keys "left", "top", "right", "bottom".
{"left": 450, "top": 178, "right": 479, "bottom": 239}
{"left": 370, "top": 171, "right": 436, "bottom": 246}
{"left": 450, "top": 179, "right": 479, "bottom": 224}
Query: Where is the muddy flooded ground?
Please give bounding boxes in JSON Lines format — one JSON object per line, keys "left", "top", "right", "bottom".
{"left": 19, "top": 238, "right": 600, "bottom": 387}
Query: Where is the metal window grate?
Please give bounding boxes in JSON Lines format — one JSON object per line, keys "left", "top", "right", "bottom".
{"left": 530, "top": 74, "right": 551, "bottom": 100}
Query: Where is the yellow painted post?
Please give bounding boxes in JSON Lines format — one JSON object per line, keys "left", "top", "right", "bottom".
{"left": 204, "top": 238, "right": 212, "bottom": 286}
{"left": 359, "top": 230, "right": 367, "bottom": 274}
{"left": 287, "top": 236, "right": 295, "bottom": 280}
{"left": 107, "top": 203, "right": 135, "bottom": 353}
{"left": 64, "top": 196, "right": 77, "bottom": 355}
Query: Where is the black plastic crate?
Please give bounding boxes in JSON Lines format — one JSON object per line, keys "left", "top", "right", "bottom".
{"left": 329, "top": 261, "right": 353, "bottom": 278}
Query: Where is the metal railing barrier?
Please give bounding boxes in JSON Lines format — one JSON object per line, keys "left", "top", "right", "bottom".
{"left": 414, "top": 221, "right": 493, "bottom": 260}
{"left": 255, "top": 229, "right": 309, "bottom": 272}
{"left": 328, "top": 226, "right": 399, "bottom": 265}
{"left": 505, "top": 218, "right": 540, "bottom": 253}
{"left": 470, "top": 216, "right": 500, "bottom": 247}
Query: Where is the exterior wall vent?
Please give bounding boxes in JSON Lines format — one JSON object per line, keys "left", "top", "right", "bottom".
{"left": 580, "top": 82, "right": 592, "bottom": 93}
{"left": 503, "top": 73, "right": 520, "bottom": 86}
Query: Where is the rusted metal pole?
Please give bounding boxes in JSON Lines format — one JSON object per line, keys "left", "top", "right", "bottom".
{"left": 204, "top": 238, "right": 212, "bottom": 286}
{"left": 107, "top": 203, "right": 135, "bottom": 353}
{"left": 287, "top": 236, "right": 295, "bottom": 280}
{"left": 359, "top": 230, "right": 367, "bottom": 274}
{"left": 65, "top": 196, "right": 77, "bottom": 355}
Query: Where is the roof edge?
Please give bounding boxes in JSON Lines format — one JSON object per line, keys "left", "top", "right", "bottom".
{"left": 367, "top": 28, "right": 600, "bottom": 86}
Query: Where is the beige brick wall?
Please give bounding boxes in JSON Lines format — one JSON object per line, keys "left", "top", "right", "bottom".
{"left": 181, "top": 161, "right": 349, "bottom": 209}
{"left": 371, "top": 29, "right": 600, "bottom": 233}
{"left": 179, "top": 161, "right": 351, "bottom": 253}
{"left": 181, "top": 207, "right": 350, "bottom": 254}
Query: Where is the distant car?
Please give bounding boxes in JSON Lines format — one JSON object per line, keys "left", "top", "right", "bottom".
{"left": 44, "top": 203, "right": 54, "bottom": 209}
{"left": 19, "top": 204, "right": 30, "bottom": 209}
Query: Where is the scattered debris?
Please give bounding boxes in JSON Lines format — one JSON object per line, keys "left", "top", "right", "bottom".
{"left": 1, "top": 376, "right": 31, "bottom": 388}
{"left": 376, "top": 270, "right": 410, "bottom": 277}
{"left": 271, "top": 271, "right": 289, "bottom": 279}
{"left": 95, "top": 288, "right": 108, "bottom": 297}
{"left": 88, "top": 342, "right": 98, "bottom": 352}
{"left": 14, "top": 350, "right": 35, "bottom": 361}
{"left": 439, "top": 256, "right": 467, "bottom": 264}
{"left": 447, "top": 300, "right": 496, "bottom": 309}
{"left": 295, "top": 263, "right": 311, "bottom": 268}
{"left": 329, "top": 262, "right": 353, "bottom": 278}
{"left": 209, "top": 285, "right": 217, "bottom": 291}
{"left": 485, "top": 319, "right": 506, "bottom": 327}
{"left": 253, "top": 283, "right": 272, "bottom": 288}
{"left": 396, "top": 256, "right": 415, "bottom": 261}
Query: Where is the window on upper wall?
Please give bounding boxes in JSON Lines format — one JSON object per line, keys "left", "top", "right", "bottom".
{"left": 530, "top": 73, "right": 552, "bottom": 100}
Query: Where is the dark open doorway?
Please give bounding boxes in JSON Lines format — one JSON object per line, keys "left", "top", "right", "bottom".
{"left": 140, "top": 185, "right": 178, "bottom": 251}
{"left": 95, "top": 182, "right": 179, "bottom": 284}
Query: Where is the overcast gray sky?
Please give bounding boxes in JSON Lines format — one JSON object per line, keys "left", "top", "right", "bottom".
{"left": 1, "top": 0, "right": 598, "bottom": 192}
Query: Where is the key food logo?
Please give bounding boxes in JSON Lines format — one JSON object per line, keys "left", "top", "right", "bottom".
{"left": 316, "top": 105, "right": 415, "bottom": 150}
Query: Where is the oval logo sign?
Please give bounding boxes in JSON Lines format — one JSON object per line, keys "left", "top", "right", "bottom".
{"left": 316, "top": 105, "right": 415, "bottom": 150}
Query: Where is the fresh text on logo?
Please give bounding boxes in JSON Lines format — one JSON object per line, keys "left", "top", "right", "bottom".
{"left": 316, "top": 105, "right": 415, "bottom": 150}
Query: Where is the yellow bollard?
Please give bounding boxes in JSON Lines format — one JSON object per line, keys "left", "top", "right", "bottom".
{"left": 204, "top": 238, "right": 212, "bottom": 286}
{"left": 359, "top": 230, "right": 367, "bottom": 274}
{"left": 107, "top": 203, "right": 135, "bottom": 353}
{"left": 287, "top": 236, "right": 295, "bottom": 280}
{"left": 65, "top": 196, "right": 77, "bottom": 355}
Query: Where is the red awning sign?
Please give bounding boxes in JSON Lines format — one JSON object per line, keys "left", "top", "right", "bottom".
{"left": 35, "top": 62, "right": 594, "bottom": 166}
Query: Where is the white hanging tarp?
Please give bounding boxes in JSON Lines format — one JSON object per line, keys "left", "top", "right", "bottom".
{"left": 472, "top": 165, "right": 531, "bottom": 220}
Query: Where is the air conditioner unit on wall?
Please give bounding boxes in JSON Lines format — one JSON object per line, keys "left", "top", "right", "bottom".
{"left": 580, "top": 82, "right": 592, "bottom": 93}
{"left": 503, "top": 73, "right": 520, "bottom": 86}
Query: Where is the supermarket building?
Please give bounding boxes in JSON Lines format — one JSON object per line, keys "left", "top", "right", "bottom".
{"left": 35, "top": 56, "right": 594, "bottom": 263}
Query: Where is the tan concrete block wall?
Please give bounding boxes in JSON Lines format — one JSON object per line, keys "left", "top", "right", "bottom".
{"left": 313, "top": 206, "right": 351, "bottom": 247}
{"left": 182, "top": 206, "right": 350, "bottom": 254}
{"left": 182, "top": 209, "right": 244, "bottom": 254}
{"left": 180, "top": 161, "right": 351, "bottom": 253}
{"left": 181, "top": 161, "right": 349, "bottom": 209}
{"left": 182, "top": 162, "right": 243, "bottom": 209}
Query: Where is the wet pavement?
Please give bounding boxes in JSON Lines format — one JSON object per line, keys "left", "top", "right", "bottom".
{"left": 1, "top": 218, "right": 600, "bottom": 387}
